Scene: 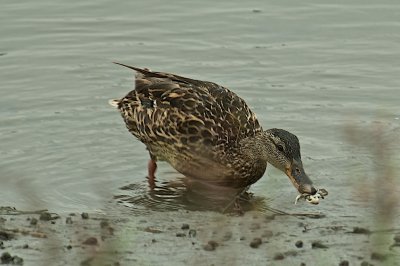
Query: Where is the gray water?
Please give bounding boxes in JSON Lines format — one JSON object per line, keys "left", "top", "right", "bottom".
{"left": 1, "top": 0, "right": 400, "bottom": 218}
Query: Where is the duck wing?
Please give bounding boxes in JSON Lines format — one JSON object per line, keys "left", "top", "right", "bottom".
{"left": 113, "top": 62, "right": 263, "bottom": 149}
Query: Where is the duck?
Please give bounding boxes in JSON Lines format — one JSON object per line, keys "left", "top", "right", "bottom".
{"left": 110, "top": 62, "right": 325, "bottom": 203}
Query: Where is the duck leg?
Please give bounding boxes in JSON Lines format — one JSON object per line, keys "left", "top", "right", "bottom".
{"left": 147, "top": 156, "right": 157, "bottom": 189}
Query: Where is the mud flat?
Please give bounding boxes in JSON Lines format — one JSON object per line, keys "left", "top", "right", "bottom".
{"left": 1, "top": 205, "right": 399, "bottom": 266}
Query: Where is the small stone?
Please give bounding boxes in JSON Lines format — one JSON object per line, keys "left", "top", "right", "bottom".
{"left": 0, "top": 241, "right": 4, "bottom": 249}
{"left": 295, "top": 240, "right": 303, "bottom": 248}
{"left": 262, "top": 230, "right": 273, "bottom": 238}
{"left": 22, "top": 244, "right": 29, "bottom": 249}
{"left": 30, "top": 218, "right": 38, "bottom": 225}
{"left": 311, "top": 241, "right": 328, "bottom": 249}
{"left": 181, "top": 223, "right": 190, "bottom": 230}
{"left": 66, "top": 217, "right": 73, "bottom": 224}
{"left": 394, "top": 234, "right": 400, "bottom": 243}
{"left": 100, "top": 220, "right": 109, "bottom": 228}
{"left": 144, "top": 227, "right": 162, "bottom": 234}
{"left": 203, "top": 240, "right": 219, "bottom": 251}
{"left": 82, "top": 237, "right": 98, "bottom": 245}
{"left": 0, "top": 231, "right": 13, "bottom": 241}
{"left": 12, "top": 255, "right": 24, "bottom": 265}
{"left": 151, "top": 239, "right": 156, "bottom": 243}
{"left": 300, "top": 263, "right": 306, "bottom": 266}
{"left": 81, "top": 212, "right": 89, "bottom": 219}
{"left": 39, "top": 212, "right": 52, "bottom": 221}
{"left": 30, "top": 232, "right": 47, "bottom": 238}
{"left": 370, "top": 252, "right": 386, "bottom": 261}
{"left": 239, "top": 236, "right": 246, "bottom": 241}
{"left": 51, "top": 220, "right": 56, "bottom": 224}
{"left": 0, "top": 252, "right": 12, "bottom": 264}
{"left": 352, "top": 227, "right": 371, "bottom": 234}
{"left": 188, "top": 229, "right": 197, "bottom": 238}
{"left": 69, "top": 213, "right": 76, "bottom": 216}
{"left": 66, "top": 245, "right": 72, "bottom": 250}
{"left": 222, "top": 231, "right": 232, "bottom": 241}
{"left": 360, "top": 261, "right": 372, "bottom": 266}
{"left": 339, "top": 260, "right": 349, "bottom": 266}
{"left": 250, "top": 238, "right": 262, "bottom": 248}
{"left": 273, "top": 252, "right": 285, "bottom": 260}
{"left": 284, "top": 250, "right": 298, "bottom": 257}
{"left": 176, "top": 233, "right": 186, "bottom": 237}
{"left": 250, "top": 223, "right": 260, "bottom": 230}
{"left": 203, "top": 243, "right": 215, "bottom": 251}
{"left": 208, "top": 240, "right": 218, "bottom": 248}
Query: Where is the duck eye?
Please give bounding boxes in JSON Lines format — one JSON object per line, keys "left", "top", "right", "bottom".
{"left": 276, "top": 144, "right": 284, "bottom": 152}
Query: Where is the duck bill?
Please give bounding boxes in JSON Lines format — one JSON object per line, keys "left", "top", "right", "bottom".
{"left": 285, "top": 159, "right": 316, "bottom": 195}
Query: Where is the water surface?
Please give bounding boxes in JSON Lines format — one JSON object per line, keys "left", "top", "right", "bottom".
{"left": 1, "top": 0, "right": 399, "bottom": 220}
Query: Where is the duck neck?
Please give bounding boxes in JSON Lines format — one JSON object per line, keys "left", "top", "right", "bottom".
{"left": 239, "top": 132, "right": 269, "bottom": 162}
{"left": 234, "top": 132, "right": 270, "bottom": 180}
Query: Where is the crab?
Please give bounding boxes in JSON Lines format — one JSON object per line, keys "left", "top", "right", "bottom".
{"left": 295, "top": 188, "right": 328, "bottom": 205}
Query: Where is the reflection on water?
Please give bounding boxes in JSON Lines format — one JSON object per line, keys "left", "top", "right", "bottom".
{"left": 114, "top": 175, "right": 269, "bottom": 213}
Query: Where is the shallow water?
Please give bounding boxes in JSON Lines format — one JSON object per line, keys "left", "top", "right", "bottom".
{"left": 1, "top": 0, "right": 400, "bottom": 228}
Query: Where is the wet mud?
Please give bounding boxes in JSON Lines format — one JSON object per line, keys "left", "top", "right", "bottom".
{"left": 1, "top": 201, "right": 399, "bottom": 266}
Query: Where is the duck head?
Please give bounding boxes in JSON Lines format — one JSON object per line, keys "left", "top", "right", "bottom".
{"left": 264, "top": 128, "right": 317, "bottom": 196}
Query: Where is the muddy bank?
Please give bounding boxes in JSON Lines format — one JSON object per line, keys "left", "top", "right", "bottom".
{"left": 1, "top": 205, "right": 399, "bottom": 266}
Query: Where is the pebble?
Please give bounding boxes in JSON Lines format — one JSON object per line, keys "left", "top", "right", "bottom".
{"left": 295, "top": 240, "right": 303, "bottom": 248}
{"left": 176, "top": 233, "right": 186, "bottom": 237}
{"left": 300, "top": 263, "right": 306, "bottom": 266}
{"left": 370, "top": 252, "right": 386, "bottom": 261}
{"left": 0, "top": 231, "right": 14, "bottom": 241}
{"left": 181, "top": 223, "right": 190, "bottom": 230}
{"left": 249, "top": 238, "right": 262, "bottom": 248}
{"left": 250, "top": 223, "right": 260, "bottom": 230}
{"left": 81, "top": 212, "right": 89, "bottom": 219}
{"left": 262, "top": 230, "right": 273, "bottom": 238}
{"left": 39, "top": 212, "right": 52, "bottom": 221}
{"left": 66, "top": 245, "right": 72, "bottom": 250}
{"left": 311, "top": 241, "right": 328, "bottom": 249}
{"left": 100, "top": 220, "right": 109, "bottom": 228}
{"left": 82, "top": 237, "right": 98, "bottom": 246}
{"left": 0, "top": 252, "right": 23, "bottom": 265}
{"left": 188, "top": 229, "right": 197, "bottom": 238}
{"left": 352, "top": 227, "right": 371, "bottom": 234}
{"left": 222, "top": 231, "right": 232, "bottom": 241}
{"left": 273, "top": 252, "right": 285, "bottom": 260}
{"left": 284, "top": 250, "right": 298, "bottom": 257}
{"left": 66, "top": 217, "right": 73, "bottom": 224}
{"left": 12, "top": 256, "right": 24, "bottom": 265}
{"left": 0, "top": 252, "right": 12, "bottom": 264}
{"left": 144, "top": 227, "right": 162, "bottom": 234}
{"left": 339, "top": 260, "right": 349, "bottom": 266}
{"left": 30, "top": 218, "right": 38, "bottom": 225}
{"left": 0, "top": 241, "right": 3, "bottom": 249}
{"left": 22, "top": 244, "right": 29, "bottom": 249}
{"left": 360, "top": 261, "right": 373, "bottom": 266}
{"left": 203, "top": 240, "right": 219, "bottom": 251}
{"left": 394, "top": 234, "right": 400, "bottom": 243}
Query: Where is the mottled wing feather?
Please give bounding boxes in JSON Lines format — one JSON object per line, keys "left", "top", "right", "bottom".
{"left": 117, "top": 64, "right": 262, "bottom": 148}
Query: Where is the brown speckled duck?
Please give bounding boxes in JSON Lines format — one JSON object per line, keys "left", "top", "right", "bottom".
{"left": 110, "top": 63, "right": 325, "bottom": 202}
